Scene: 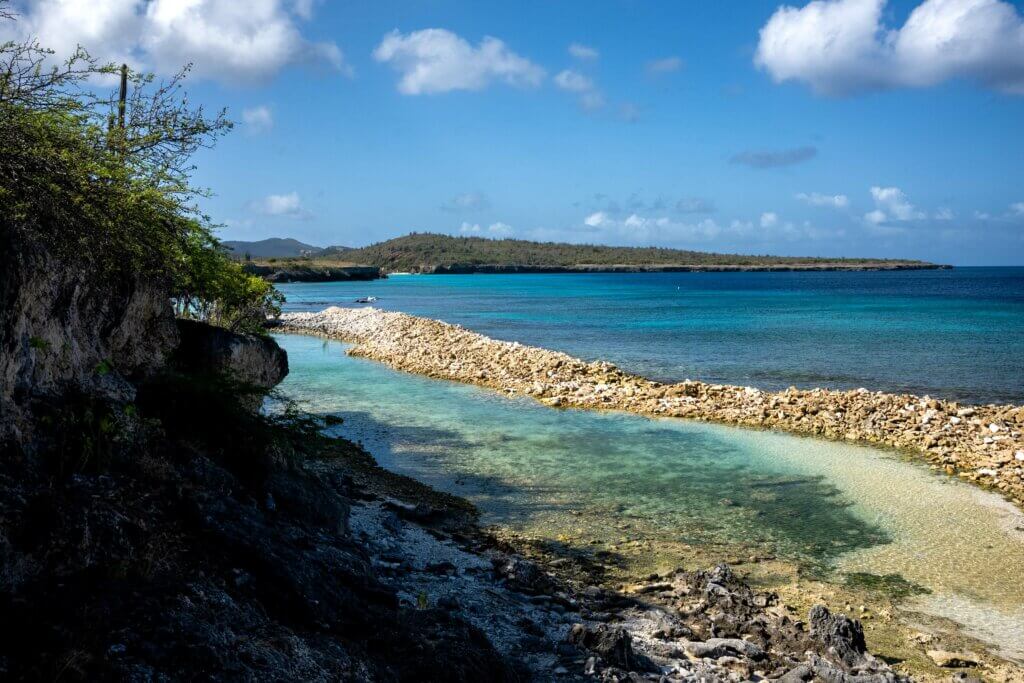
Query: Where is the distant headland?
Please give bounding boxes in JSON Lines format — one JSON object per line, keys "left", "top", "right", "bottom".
{"left": 227, "top": 232, "right": 949, "bottom": 282}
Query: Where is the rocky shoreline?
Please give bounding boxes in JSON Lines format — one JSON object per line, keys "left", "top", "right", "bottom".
{"left": 321, "top": 431, "right": 922, "bottom": 682}
{"left": 422, "top": 262, "right": 950, "bottom": 274}
{"left": 243, "top": 263, "right": 382, "bottom": 282}
{"left": 277, "top": 306, "right": 1024, "bottom": 510}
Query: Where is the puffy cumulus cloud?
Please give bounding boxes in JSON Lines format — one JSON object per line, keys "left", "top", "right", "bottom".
{"left": 755, "top": 0, "right": 1024, "bottom": 96}
{"left": 373, "top": 29, "right": 544, "bottom": 94}
{"left": 441, "top": 192, "right": 490, "bottom": 213}
{"left": 760, "top": 212, "right": 779, "bottom": 228}
{"left": 459, "top": 221, "right": 513, "bottom": 236}
{"left": 252, "top": 191, "right": 311, "bottom": 218}
{"left": 646, "top": 56, "right": 684, "bottom": 75}
{"left": 242, "top": 105, "right": 274, "bottom": 133}
{"left": 584, "top": 211, "right": 611, "bottom": 228}
{"left": 4, "top": 0, "right": 346, "bottom": 84}
{"left": 867, "top": 186, "right": 926, "bottom": 222}
{"left": 554, "top": 69, "right": 604, "bottom": 110}
{"left": 795, "top": 192, "right": 849, "bottom": 208}
{"left": 568, "top": 42, "right": 599, "bottom": 60}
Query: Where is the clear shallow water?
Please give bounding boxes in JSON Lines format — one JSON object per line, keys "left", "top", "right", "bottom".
{"left": 277, "top": 335, "right": 1024, "bottom": 659}
{"left": 279, "top": 267, "right": 1024, "bottom": 404}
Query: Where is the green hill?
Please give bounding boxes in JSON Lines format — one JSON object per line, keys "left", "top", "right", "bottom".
{"left": 316, "top": 233, "right": 938, "bottom": 274}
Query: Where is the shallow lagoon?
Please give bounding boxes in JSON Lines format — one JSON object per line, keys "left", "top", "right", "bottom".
{"left": 277, "top": 334, "right": 1024, "bottom": 660}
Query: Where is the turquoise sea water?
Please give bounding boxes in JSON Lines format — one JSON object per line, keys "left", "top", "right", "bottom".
{"left": 276, "top": 335, "right": 1024, "bottom": 657}
{"left": 279, "top": 267, "right": 1024, "bottom": 404}
{"left": 274, "top": 268, "right": 1024, "bottom": 657}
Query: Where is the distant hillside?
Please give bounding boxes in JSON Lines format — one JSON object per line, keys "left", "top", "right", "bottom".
{"left": 318, "top": 233, "right": 939, "bottom": 274}
{"left": 223, "top": 238, "right": 325, "bottom": 259}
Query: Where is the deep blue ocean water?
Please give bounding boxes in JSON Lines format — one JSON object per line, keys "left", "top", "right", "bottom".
{"left": 279, "top": 267, "right": 1024, "bottom": 404}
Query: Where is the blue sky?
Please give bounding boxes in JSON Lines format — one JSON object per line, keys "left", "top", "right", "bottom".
{"left": 7, "top": 0, "right": 1024, "bottom": 264}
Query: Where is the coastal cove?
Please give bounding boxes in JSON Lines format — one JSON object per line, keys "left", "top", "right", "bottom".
{"left": 274, "top": 333, "right": 1024, "bottom": 665}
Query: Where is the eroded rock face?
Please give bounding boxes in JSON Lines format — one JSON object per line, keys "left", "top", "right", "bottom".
{"left": 174, "top": 319, "right": 288, "bottom": 405}
{"left": 0, "top": 240, "right": 178, "bottom": 442}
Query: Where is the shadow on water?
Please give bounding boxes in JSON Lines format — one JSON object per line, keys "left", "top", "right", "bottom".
{"left": 301, "top": 400, "right": 889, "bottom": 573}
{"left": 311, "top": 408, "right": 574, "bottom": 528}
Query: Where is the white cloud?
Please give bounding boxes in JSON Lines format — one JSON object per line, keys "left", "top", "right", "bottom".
{"left": 584, "top": 211, "right": 611, "bottom": 227}
{"left": 934, "top": 207, "right": 955, "bottom": 220}
{"left": 373, "top": 29, "right": 544, "bottom": 94}
{"left": 761, "top": 212, "right": 779, "bottom": 228}
{"left": 646, "top": 56, "right": 684, "bottom": 74}
{"left": 1011, "top": 202, "right": 1024, "bottom": 216}
{"left": 568, "top": 42, "right": 599, "bottom": 60}
{"left": 554, "top": 69, "right": 593, "bottom": 93}
{"left": 487, "top": 221, "right": 513, "bottom": 236}
{"left": 253, "top": 191, "right": 310, "bottom": 218}
{"left": 865, "top": 209, "right": 888, "bottom": 224}
{"left": 291, "top": 0, "right": 316, "bottom": 20}
{"left": 242, "top": 105, "right": 274, "bottom": 133}
{"left": 868, "top": 186, "right": 925, "bottom": 222}
{"left": 3, "top": 0, "right": 347, "bottom": 84}
{"left": 460, "top": 221, "right": 513, "bottom": 236}
{"left": 755, "top": 0, "right": 1024, "bottom": 96}
{"left": 795, "top": 192, "right": 849, "bottom": 208}
{"left": 554, "top": 69, "right": 604, "bottom": 110}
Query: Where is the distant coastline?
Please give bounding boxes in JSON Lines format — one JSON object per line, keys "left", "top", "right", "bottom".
{"left": 244, "top": 259, "right": 947, "bottom": 282}
{"left": 413, "top": 261, "right": 950, "bottom": 274}
{"left": 233, "top": 232, "right": 946, "bottom": 281}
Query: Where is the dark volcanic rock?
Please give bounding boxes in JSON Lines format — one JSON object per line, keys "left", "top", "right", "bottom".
{"left": 568, "top": 623, "right": 645, "bottom": 671}
{"left": 809, "top": 604, "right": 868, "bottom": 669}
{"left": 174, "top": 319, "right": 288, "bottom": 407}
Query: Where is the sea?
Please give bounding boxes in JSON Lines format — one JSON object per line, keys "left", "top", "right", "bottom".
{"left": 272, "top": 267, "right": 1024, "bottom": 659}
{"left": 279, "top": 267, "right": 1024, "bottom": 405}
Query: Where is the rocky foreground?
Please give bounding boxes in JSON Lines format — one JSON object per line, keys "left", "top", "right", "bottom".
{"left": 278, "top": 307, "right": 1024, "bottom": 510}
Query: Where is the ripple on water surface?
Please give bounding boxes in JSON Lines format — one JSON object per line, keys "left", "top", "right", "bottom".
{"left": 275, "top": 334, "right": 1024, "bottom": 661}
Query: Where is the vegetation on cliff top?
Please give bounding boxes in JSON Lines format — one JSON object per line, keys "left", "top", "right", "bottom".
{"left": 0, "top": 6, "right": 279, "bottom": 333}
{"left": 304, "top": 233, "right": 932, "bottom": 272}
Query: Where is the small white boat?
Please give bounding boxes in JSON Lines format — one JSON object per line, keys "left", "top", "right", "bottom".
{"left": 354, "top": 296, "right": 378, "bottom": 304}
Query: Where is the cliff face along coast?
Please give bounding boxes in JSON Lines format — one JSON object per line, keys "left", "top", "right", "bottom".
{"left": 278, "top": 306, "right": 1024, "bottom": 509}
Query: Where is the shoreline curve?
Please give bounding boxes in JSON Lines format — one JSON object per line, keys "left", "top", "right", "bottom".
{"left": 276, "top": 306, "right": 1024, "bottom": 510}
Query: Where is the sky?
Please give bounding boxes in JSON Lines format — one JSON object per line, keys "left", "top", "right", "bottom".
{"left": 4, "top": 0, "right": 1024, "bottom": 264}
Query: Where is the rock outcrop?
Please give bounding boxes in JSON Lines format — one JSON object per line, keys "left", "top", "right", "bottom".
{"left": 174, "top": 319, "right": 288, "bottom": 408}
{"left": 0, "top": 237, "right": 179, "bottom": 444}
{"left": 278, "top": 306, "right": 1024, "bottom": 509}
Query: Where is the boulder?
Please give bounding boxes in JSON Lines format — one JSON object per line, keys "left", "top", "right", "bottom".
{"left": 173, "top": 319, "right": 288, "bottom": 408}
{"left": 809, "top": 605, "right": 868, "bottom": 669}
{"left": 567, "top": 623, "right": 641, "bottom": 671}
